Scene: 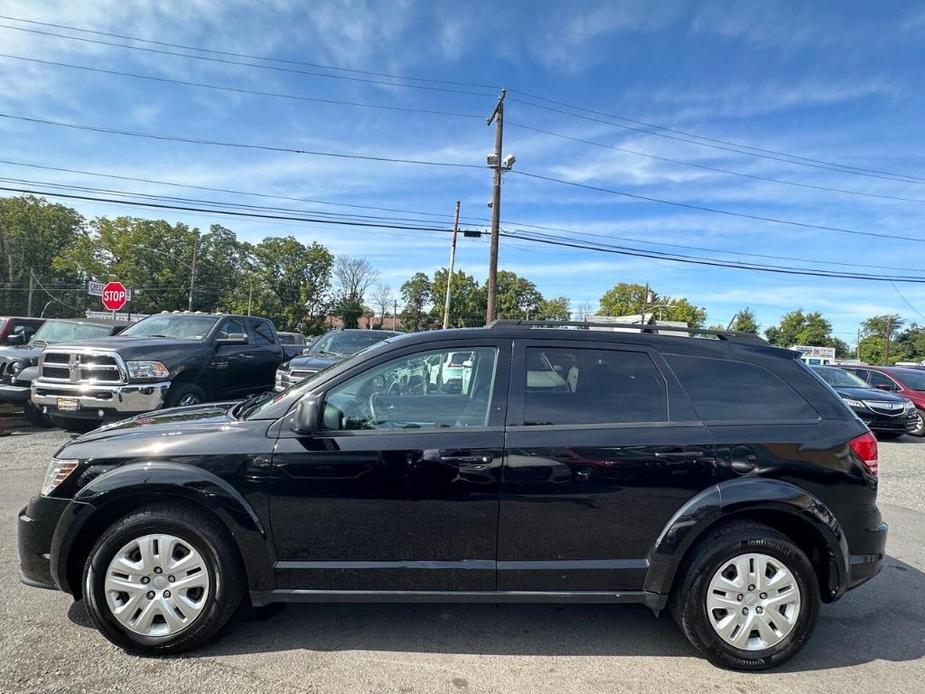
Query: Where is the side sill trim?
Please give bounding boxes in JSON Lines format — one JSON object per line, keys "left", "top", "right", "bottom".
{"left": 250, "top": 589, "right": 664, "bottom": 607}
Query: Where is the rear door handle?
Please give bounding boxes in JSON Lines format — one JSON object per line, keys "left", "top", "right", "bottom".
{"left": 654, "top": 450, "right": 704, "bottom": 459}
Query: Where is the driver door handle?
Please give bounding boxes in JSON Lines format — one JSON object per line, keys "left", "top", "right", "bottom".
{"left": 439, "top": 452, "right": 492, "bottom": 465}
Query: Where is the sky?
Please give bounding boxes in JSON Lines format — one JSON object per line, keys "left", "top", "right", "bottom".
{"left": 1, "top": 0, "right": 924, "bottom": 343}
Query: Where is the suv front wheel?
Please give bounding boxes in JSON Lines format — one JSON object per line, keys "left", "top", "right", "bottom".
{"left": 82, "top": 503, "right": 244, "bottom": 654}
{"left": 670, "top": 521, "right": 820, "bottom": 670}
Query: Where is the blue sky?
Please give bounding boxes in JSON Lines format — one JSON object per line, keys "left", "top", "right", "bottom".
{"left": 1, "top": 0, "right": 924, "bottom": 342}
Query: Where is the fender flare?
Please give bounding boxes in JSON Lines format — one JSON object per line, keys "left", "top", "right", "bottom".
{"left": 50, "top": 461, "right": 275, "bottom": 594}
{"left": 643, "top": 477, "right": 849, "bottom": 600}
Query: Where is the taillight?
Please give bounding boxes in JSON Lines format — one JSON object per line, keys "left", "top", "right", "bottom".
{"left": 849, "top": 432, "right": 879, "bottom": 477}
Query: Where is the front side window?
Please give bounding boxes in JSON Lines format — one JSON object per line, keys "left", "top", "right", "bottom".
{"left": 868, "top": 371, "right": 900, "bottom": 390}
{"left": 522, "top": 347, "right": 668, "bottom": 425}
{"left": 666, "top": 354, "right": 817, "bottom": 421}
{"left": 217, "top": 318, "right": 247, "bottom": 339}
{"left": 322, "top": 346, "right": 499, "bottom": 430}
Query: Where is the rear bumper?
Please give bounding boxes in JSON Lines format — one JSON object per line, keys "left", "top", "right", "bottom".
{"left": 0, "top": 383, "right": 29, "bottom": 402}
{"left": 18, "top": 495, "right": 70, "bottom": 592}
{"left": 846, "top": 521, "right": 888, "bottom": 591}
{"left": 31, "top": 380, "right": 170, "bottom": 418}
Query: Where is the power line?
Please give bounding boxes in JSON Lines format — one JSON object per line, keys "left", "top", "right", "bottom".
{"left": 0, "top": 112, "right": 483, "bottom": 169}
{"left": 890, "top": 281, "right": 925, "bottom": 322}
{"left": 510, "top": 169, "right": 925, "bottom": 244}
{"left": 3, "top": 157, "right": 923, "bottom": 275}
{"left": 0, "top": 14, "right": 501, "bottom": 90}
{"left": 0, "top": 53, "right": 482, "bottom": 121}
{"left": 0, "top": 22, "right": 494, "bottom": 98}
{"left": 507, "top": 92, "right": 925, "bottom": 185}
{"left": 6, "top": 185, "right": 925, "bottom": 284}
{"left": 507, "top": 120, "right": 925, "bottom": 204}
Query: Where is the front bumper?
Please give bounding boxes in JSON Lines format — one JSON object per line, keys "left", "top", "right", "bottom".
{"left": 18, "top": 495, "right": 71, "bottom": 591}
{"left": 31, "top": 380, "right": 170, "bottom": 419}
{"left": 0, "top": 382, "right": 30, "bottom": 402}
{"left": 851, "top": 407, "right": 917, "bottom": 433}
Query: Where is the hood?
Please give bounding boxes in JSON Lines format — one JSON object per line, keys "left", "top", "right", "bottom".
{"left": 71, "top": 401, "right": 236, "bottom": 444}
{"left": 0, "top": 345, "right": 41, "bottom": 362}
{"left": 832, "top": 386, "right": 908, "bottom": 403}
{"left": 288, "top": 352, "right": 341, "bottom": 370}
{"left": 43, "top": 336, "right": 203, "bottom": 360}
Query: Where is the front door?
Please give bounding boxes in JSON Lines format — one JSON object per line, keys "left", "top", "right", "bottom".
{"left": 211, "top": 316, "right": 252, "bottom": 398}
{"left": 270, "top": 340, "right": 511, "bottom": 592}
{"left": 498, "top": 340, "right": 716, "bottom": 592}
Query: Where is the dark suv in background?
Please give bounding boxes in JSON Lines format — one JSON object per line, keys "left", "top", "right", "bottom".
{"left": 843, "top": 365, "right": 925, "bottom": 436}
{"left": 18, "top": 321, "right": 885, "bottom": 670}
{"left": 275, "top": 328, "right": 401, "bottom": 390}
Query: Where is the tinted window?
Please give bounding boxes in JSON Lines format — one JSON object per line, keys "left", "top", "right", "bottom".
{"left": 666, "top": 354, "right": 817, "bottom": 421}
{"left": 218, "top": 318, "right": 247, "bottom": 339}
{"left": 249, "top": 319, "right": 275, "bottom": 345}
{"left": 893, "top": 369, "right": 925, "bottom": 390}
{"left": 868, "top": 371, "right": 900, "bottom": 390}
{"left": 323, "top": 346, "right": 498, "bottom": 430}
{"left": 523, "top": 347, "right": 667, "bottom": 425}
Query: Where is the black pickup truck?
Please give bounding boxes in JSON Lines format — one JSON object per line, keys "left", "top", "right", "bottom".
{"left": 31, "top": 311, "right": 285, "bottom": 430}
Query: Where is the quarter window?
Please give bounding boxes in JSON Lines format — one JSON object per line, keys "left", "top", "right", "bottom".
{"left": 522, "top": 347, "right": 667, "bottom": 425}
{"left": 665, "top": 354, "right": 817, "bottom": 421}
{"left": 322, "top": 346, "right": 498, "bottom": 430}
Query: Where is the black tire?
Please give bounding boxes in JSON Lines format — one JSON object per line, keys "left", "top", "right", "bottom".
{"left": 165, "top": 383, "right": 207, "bottom": 408}
{"left": 669, "top": 521, "right": 820, "bottom": 671}
{"left": 23, "top": 401, "right": 53, "bottom": 428}
{"left": 48, "top": 415, "right": 98, "bottom": 433}
{"left": 82, "top": 502, "right": 245, "bottom": 655}
{"left": 909, "top": 408, "right": 925, "bottom": 437}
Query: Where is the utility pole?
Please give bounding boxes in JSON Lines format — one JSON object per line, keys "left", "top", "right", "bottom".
{"left": 187, "top": 235, "right": 200, "bottom": 312}
{"left": 247, "top": 281, "right": 253, "bottom": 316}
{"left": 442, "top": 201, "right": 461, "bottom": 330}
{"left": 640, "top": 282, "right": 650, "bottom": 323}
{"left": 393, "top": 299, "right": 398, "bottom": 330}
{"left": 26, "top": 267, "right": 34, "bottom": 317}
{"left": 485, "top": 88, "right": 507, "bottom": 324}
{"left": 884, "top": 316, "right": 893, "bottom": 364}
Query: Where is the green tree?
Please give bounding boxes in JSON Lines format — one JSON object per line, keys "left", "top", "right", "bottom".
{"left": 400, "top": 272, "right": 433, "bottom": 332}
{"left": 765, "top": 309, "right": 846, "bottom": 355}
{"left": 0, "top": 196, "right": 85, "bottom": 317}
{"left": 893, "top": 323, "right": 925, "bottom": 363}
{"left": 598, "top": 282, "right": 650, "bottom": 317}
{"left": 493, "top": 270, "right": 543, "bottom": 319}
{"left": 660, "top": 297, "right": 707, "bottom": 328}
{"left": 730, "top": 307, "right": 759, "bottom": 333}
{"left": 536, "top": 296, "right": 571, "bottom": 320}
{"left": 858, "top": 314, "right": 905, "bottom": 364}
{"left": 432, "top": 268, "right": 485, "bottom": 326}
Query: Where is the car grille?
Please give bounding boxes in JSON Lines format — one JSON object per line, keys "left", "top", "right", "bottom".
{"left": 864, "top": 400, "right": 909, "bottom": 417}
{"left": 39, "top": 350, "right": 125, "bottom": 384}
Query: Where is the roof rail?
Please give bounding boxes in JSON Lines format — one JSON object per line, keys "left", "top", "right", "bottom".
{"left": 485, "top": 319, "right": 768, "bottom": 345}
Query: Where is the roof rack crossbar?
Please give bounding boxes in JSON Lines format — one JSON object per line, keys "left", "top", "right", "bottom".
{"left": 485, "top": 319, "right": 767, "bottom": 345}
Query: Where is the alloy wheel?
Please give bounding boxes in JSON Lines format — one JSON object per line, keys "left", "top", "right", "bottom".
{"left": 178, "top": 393, "right": 201, "bottom": 407}
{"left": 102, "top": 534, "right": 211, "bottom": 637}
{"left": 705, "top": 552, "right": 802, "bottom": 651}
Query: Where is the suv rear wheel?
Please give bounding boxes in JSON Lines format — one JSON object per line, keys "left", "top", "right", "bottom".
{"left": 670, "top": 521, "right": 820, "bottom": 670}
{"left": 82, "top": 503, "right": 244, "bottom": 654}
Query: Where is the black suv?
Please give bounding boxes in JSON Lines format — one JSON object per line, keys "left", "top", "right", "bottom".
{"left": 17, "top": 321, "right": 886, "bottom": 670}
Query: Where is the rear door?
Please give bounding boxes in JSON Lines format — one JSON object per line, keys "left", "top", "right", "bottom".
{"left": 498, "top": 339, "right": 715, "bottom": 592}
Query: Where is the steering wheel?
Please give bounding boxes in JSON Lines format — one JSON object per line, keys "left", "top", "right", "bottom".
{"left": 368, "top": 391, "right": 393, "bottom": 427}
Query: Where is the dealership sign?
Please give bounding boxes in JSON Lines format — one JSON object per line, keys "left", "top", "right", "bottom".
{"left": 791, "top": 345, "right": 836, "bottom": 359}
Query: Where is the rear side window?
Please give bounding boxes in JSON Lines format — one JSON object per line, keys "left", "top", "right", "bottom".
{"left": 522, "top": 347, "right": 667, "bottom": 425}
{"left": 665, "top": 354, "right": 817, "bottom": 422}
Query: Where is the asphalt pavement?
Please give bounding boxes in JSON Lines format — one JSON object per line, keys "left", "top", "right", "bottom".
{"left": 1, "top": 418, "right": 923, "bottom": 693}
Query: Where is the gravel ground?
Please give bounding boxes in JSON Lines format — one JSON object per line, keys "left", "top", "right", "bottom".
{"left": 1, "top": 420, "right": 923, "bottom": 693}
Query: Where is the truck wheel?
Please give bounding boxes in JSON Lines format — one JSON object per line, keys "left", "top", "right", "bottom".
{"left": 165, "top": 383, "right": 207, "bottom": 408}
{"left": 82, "top": 502, "right": 244, "bottom": 655}
{"left": 23, "top": 401, "right": 53, "bottom": 428}
{"left": 48, "top": 415, "right": 98, "bottom": 433}
{"left": 669, "top": 521, "right": 820, "bottom": 670}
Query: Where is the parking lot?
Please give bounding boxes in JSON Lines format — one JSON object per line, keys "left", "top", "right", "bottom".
{"left": 2, "top": 412, "right": 923, "bottom": 693}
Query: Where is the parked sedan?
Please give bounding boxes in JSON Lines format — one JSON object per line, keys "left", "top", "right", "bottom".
{"left": 275, "top": 329, "right": 402, "bottom": 391}
{"left": 843, "top": 365, "right": 925, "bottom": 437}
{"left": 812, "top": 366, "right": 917, "bottom": 437}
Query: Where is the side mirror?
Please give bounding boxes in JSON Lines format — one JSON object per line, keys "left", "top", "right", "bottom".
{"left": 290, "top": 396, "right": 321, "bottom": 435}
{"left": 216, "top": 333, "right": 249, "bottom": 345}
{"left": 6, "top": 332, "right": 25, "bottom": 345}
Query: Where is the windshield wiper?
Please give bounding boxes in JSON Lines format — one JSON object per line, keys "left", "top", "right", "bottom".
{"left": 235, "top": 391, "right": 274, "bottom": 419}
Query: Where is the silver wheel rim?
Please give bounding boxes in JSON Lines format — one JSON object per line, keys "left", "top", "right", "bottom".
{"left": 102, "top": 534, "right": 211, "bottom": 637}
{"left": 178, "top": 393, "right": 201, "bottom": 406}
{"left": 706, "top": 552, "right": 802, "bottom": 651}
{"left": 915, "top": 412, "right": 924, "bottom": 434}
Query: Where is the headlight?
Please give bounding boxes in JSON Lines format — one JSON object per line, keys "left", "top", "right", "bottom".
{"left": 9, "top": 360, "right": 23, "bottom": 375}
{"left": 842, "top": 397, "right": 865, "bottom": 409}
{"left": 41, "top": 459, "right": 79, "bottom": 496}
{"left": 905, "top": 401, "right": 916, "bottom": 411}
{"left": 125, "top": 360, "right": 170, "bottom": 380}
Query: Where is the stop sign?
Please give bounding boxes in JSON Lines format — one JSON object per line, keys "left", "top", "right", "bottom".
{"left": 101, "top": 281, "right": 128, "bottom": 311}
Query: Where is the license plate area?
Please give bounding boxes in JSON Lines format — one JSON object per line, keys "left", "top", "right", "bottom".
{"left": 57, "top": 397, "right": 80, "bottom": 412}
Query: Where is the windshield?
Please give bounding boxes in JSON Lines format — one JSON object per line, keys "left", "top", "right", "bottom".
{"left": 895, "top": 369, "right": 925, "bottom": 390}
{"left": 31, "top": 320, "right": 112, "bottom": 345}
{"left": 121, "top": 314, "right": 218, "bottom": 340}
{"left": 813, "top": 366, "right": 868, "bottom": 388}
{"left": 310, "top": 330, "right": 397, "bottom": 355}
